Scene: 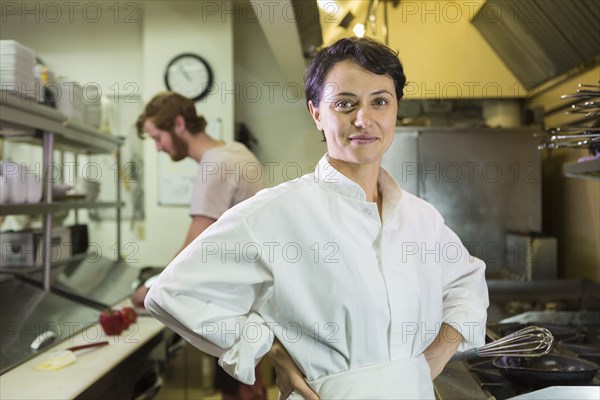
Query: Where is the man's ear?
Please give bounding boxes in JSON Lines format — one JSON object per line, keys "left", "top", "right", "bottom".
{"left": 174, "top": 115, "right": 186, "bottom": 136}
{"left": 308, "top": 100, "right": 321, "bottom": 131}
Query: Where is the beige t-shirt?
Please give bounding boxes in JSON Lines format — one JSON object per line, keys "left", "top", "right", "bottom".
{"left": 190, "top": 141, "right": 263, "bottom": 219}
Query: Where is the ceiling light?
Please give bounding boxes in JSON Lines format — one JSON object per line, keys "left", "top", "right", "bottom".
{"left": 353, "top": 23, "right": 365, "bottom": 38}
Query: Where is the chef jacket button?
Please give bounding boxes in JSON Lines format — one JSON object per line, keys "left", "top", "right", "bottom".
{"left": 363, "top": 208, "right": 372, "bottom": 216}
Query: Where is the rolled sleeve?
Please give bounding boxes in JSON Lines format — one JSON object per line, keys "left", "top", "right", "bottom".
{"left": 438, "top": 224, "right": 489, "bottom": 352}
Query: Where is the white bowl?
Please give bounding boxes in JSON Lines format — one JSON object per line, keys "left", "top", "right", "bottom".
{"left": 0, "top": 160, "right": 27, "bottom": 204}
{"left": 52, "top": 183, "right": 72, "bottom": 197}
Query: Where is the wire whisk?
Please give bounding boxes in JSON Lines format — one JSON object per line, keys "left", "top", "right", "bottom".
{"left": 451, "top": 326, "right": 554, "bottom": 361}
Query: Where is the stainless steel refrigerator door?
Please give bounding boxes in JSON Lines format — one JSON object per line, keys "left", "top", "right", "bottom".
{"left": 382, "top": 128, "right": 542, "bottom": 274}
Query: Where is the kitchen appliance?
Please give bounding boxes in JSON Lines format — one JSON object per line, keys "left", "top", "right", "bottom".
{"left": 381, "top": 128, "right": 542, "bottom": 275}
{"left": 503, "top": 233, "right": 558, "bottom": 281}
{"left": 434, "top": 280, "right": 600, "bottom": 400}
{"left": 67, "top": 224, "right": 89, "bottom": 257}
{"left": 472, "top": 1, "right": 600, "bottom": 87}
{"left": 0, "top": 227, "right": 70, "bottom": 269}
{"left": 466, "top": 318, "right": 600, "bottom": 399}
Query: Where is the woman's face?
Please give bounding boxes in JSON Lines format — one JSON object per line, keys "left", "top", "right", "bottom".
{"left": 309, "top": 60, "right": 398, "bottom": 169}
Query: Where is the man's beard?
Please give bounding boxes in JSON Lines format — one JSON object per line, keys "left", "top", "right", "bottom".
{"left": 168, "top": 132, "right": 188, "bottom": 161}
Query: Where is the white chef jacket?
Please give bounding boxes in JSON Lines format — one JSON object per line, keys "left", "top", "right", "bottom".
{"left": 146, "top": 154, "right": 489, "bottom": 398}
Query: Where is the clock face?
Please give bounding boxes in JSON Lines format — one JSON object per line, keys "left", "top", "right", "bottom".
{"left": 164, "top": 53, "right": 213, "bottom": 101}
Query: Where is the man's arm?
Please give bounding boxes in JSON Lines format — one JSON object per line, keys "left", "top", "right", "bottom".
{"left": 181, "top": 215, "right": 217, "bottom": 251}
{"left": 131, "top": 215, "right": 216, "bottom": 308}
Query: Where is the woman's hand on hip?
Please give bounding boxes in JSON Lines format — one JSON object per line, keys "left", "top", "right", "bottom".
{"left": 267, "top": 338, "right": 319, "bottom": 400}
{"left": 423, "top": 323, "right": 462, "bottom": 379}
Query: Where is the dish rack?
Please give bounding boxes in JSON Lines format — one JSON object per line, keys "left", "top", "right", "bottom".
{"left": 538, "top": 82, "right": 600, "bottom": 181}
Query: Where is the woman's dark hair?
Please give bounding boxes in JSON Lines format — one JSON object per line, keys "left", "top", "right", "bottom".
{"left": 136, "top": 91, "right": 207, "bottom": 138}
{"left": 304, "top": 37, "right": 407, "bottom": 108}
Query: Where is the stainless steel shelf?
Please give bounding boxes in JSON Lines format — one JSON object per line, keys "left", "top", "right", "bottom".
{"left": 0, "top": 91, "right": 122, "bottom": 154}
{"left": 1, "top": 90, "right": 125, "bottom": 269}
{"left": 564, "top": 158, "right": 600, "bottom": 181}
{"left": 0, "top": 201, "right": 125, "bottom": 216}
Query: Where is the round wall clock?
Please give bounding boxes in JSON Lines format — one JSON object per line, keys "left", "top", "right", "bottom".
{"left": 164, "top": 53, "right": 214, "bottom": 102}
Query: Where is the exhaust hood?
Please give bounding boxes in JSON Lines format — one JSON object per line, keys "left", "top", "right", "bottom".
{"left": 472, "top": 0, "right": 600, "bottom": 88}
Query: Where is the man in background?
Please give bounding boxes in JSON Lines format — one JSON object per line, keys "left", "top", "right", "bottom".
{"left": 133, "top": 91, "right": 265, "bottom": 400}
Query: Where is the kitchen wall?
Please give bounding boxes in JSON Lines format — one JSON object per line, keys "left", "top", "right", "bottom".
{"left": 233, "top": 1, "right": 326, "bottom": 186}
{"left": 533, "top": 66, "right": 600, "bottom": 282}
{"left": 139, "top": 1, "right": 234, "bottom": 265}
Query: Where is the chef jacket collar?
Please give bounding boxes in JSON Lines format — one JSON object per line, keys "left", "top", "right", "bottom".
{"left": 315, "top": 154, "right": 403, "bottom": 221}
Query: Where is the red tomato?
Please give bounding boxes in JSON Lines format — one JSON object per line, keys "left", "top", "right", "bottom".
{"left": 120, "top": 306, "right": 137, "bottom": 324}
{"left": 99, "top": 308, "right": 124, "bottom": 336}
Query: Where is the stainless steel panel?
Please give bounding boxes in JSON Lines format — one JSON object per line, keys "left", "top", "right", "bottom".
{"left": 383, "top": 128, "right": 542, "bottom": 275}
{"left": 505, "top": 233, "right": 557, "bottom": 280}
{"left": 418, "top": 130, "right": 541, "bottom": 273}
{"left": 381, "top": 130, "right": 419, "bottom": 195}
{"left": 24, "top": 257, "right": 141, "bottom": 308}
{"left": 0, "top": 277, "right": 99, "bottom": 373}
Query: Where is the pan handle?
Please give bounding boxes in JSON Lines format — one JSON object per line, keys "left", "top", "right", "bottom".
{"left": 450, "top": 348, "right": 478, "bottom": 362}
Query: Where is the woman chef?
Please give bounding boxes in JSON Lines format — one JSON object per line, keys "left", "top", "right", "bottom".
{"left": 145, "top": 37, "right": 488, "bottom": 399}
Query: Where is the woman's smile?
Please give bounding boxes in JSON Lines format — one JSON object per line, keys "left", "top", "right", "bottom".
{"left": 348, "top": 135, "right": 380, "bottom": 145}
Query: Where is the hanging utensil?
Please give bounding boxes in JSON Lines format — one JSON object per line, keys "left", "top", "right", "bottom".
{"left": 551, "top": 133, "right": 600, "bottom": 141}
{"left": 451, "top": 326, "right": 553, "bottom": 361}
{"left": 538, "top": 137, "right": 600, "bottom": 150}
{"left": 547, "top": 126, "right": 600, "bottom": 133}
{"left": 560, "top": 93, "right": 599, "bottom": 99}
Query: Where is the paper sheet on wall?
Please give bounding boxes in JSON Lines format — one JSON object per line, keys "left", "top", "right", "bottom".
{"left": 157, "top": 117, "right": 222, "bottom": 206}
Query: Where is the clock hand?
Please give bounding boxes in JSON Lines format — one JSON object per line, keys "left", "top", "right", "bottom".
{"left": 178, "top": 64, "right": 191, "bottom": 81}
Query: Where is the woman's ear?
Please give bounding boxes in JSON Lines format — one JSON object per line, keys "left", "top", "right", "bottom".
{"left": 308, "top": 100, "right": 321, "bottom": 131}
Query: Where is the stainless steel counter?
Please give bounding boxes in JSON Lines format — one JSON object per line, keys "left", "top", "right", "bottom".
{"left": 0, "top": 276, "right": 99, "bottom": 373}
{"left": 1, "top": 257, "right": 142, "bottom": 374}
{"left": 511, "top": 386, "right": 600, "bottom": 399}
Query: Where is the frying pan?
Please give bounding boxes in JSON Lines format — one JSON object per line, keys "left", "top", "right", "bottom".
{"left": 493, "top": 354, "right": 599, "bottom": 388}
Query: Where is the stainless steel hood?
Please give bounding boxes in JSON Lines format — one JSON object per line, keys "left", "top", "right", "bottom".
{"left": 472, "top": 0, "right": 600, "bottom": 87}
{"left": 291, "top": 0, "right": 323, "bottom": 59}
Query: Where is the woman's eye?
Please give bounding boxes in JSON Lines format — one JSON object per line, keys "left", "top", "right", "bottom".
{"left": 373, "top": 98, "right": 388, "bottom": 106}
{"left": 335, "top": 100, "right": 355, "bottom": 109}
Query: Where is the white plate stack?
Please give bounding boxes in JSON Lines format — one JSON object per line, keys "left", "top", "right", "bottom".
{"left": 56, "top": 80, "right": 84, "bottom": 122}
{"left": 0, "top": 40, "right": 37, "bottom": 100}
